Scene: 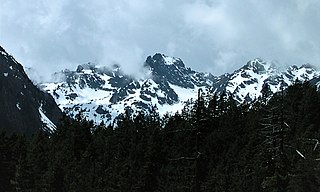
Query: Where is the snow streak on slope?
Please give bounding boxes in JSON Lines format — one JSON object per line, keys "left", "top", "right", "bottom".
{"left": 39, "top": 104, "right": 57, "bottom": 132}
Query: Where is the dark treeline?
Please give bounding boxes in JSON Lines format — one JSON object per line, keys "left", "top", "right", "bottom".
{"left": 1, "top": 80, "right": 320, "bottom": 192}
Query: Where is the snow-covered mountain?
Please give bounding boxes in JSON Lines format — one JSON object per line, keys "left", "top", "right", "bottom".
{"left": 0, "top": 46, "right": 62, "bottom": 135}
{"left": 40, "top": 54, "right": 319, "bottom": 124}
{"left": 225, "top": 59, "right": 318, "bottom": 103}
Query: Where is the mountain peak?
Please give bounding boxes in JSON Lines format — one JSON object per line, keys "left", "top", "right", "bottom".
{"left": 146, "top": 53, "right": 185, "bottom": 68}
{"left": 242, "top": 58, "right": 270, "bottom": 73}
{"left": 76, "top": 62, "right": 96, "bottom": 72}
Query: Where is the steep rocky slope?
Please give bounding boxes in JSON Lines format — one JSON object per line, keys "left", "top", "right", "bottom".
{"left": 0, "top": 46, "right": 62, "bottom": 135}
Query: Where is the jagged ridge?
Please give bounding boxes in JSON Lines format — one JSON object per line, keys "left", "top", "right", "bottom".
{"left": 40, "top": 54, "right": 319, "bottom": 124}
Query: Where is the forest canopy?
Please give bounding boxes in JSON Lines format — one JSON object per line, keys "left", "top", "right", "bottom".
{"left": 1, "top": 80, "right": 320, "bottom": 192}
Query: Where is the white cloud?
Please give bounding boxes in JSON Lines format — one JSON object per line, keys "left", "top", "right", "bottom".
{"left": 1, "top": 0, "right": 320, "bottom": 82}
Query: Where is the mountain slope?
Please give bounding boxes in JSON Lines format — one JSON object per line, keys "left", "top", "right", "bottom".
{"left": 225, "top": 59, "right": 318, "bottom": 103}
{"left": 0, "top": 46, "right": 62, "bottom": 135}
{"left": 40, "top": 54, "right": 319, "bottom": 124}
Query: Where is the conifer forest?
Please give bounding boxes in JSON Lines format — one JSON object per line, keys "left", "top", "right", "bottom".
{"left": 1, "top": 80, "right": 320, "bottom": 192}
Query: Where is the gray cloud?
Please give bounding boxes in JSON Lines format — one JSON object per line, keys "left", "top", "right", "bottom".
{"left": 1, "top": 0, "right": 320, "bottom": 82}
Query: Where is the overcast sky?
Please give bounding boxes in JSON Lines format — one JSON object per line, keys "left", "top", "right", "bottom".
{"left": 1, "top": 0, "right": 320, "bottom": 82}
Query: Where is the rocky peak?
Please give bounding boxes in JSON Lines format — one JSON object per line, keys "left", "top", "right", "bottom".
{"left": 76, "top": 62, "right": 96, "bottom": 72}
{"left": 241, "top": 58, "right": 272, "bottom": 74}
{"left": 147, "top": 53, "right": 184, "bottom": 67}
{"left": 145, "top": 53, "right": 205, "bottom": 88}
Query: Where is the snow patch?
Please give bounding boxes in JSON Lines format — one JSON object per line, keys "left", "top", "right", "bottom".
{"left": 0, "top": 50, "right": 8, "bottom": 56}
{"left": 16, "top": 103, "right": 21, "bottom": 110}
{"left": 38, "top": 104, "right": 57, "bottom": 132}
{"left": 3, "top": 73, "right": 8, "bottom": 77}
{"left": 163, "top": 55, "right": 179, "bottom": 65}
